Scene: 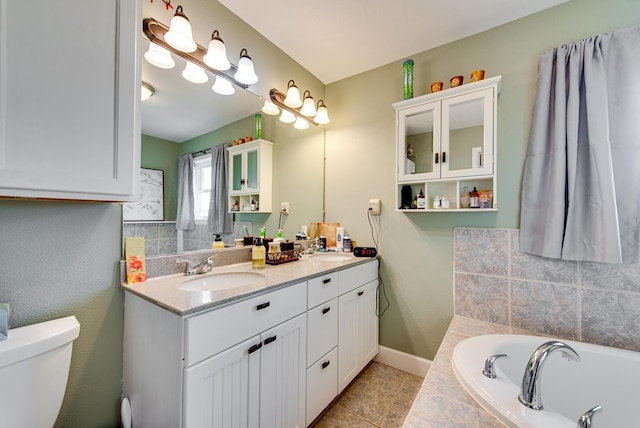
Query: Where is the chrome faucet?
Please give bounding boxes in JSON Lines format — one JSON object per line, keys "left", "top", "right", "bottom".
{"left": 518, "top": 340, "right": 580, "bottom": 410}
{"left": 176, "top": 257, "right": 214, "bottom": 276}
{"left": 577, "top": 405, "right": 602, "bottom": 428}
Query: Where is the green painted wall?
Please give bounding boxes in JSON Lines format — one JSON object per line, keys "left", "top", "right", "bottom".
{"left": 324, "top": 0, "right": 640, "bottom": 359}
{"left": 141, "top": 134, "right": 180, "bottom": 221}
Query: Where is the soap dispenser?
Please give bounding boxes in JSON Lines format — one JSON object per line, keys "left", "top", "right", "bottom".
{"left": 212, "top": 234, "right": 225, "bottom": 249}
{"left": 273, "top": 229, "right": 285, "bottom": 244}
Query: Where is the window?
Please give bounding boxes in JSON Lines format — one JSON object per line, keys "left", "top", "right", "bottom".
{"left": 193, "top": 155, "right": 212, "bottom": 222}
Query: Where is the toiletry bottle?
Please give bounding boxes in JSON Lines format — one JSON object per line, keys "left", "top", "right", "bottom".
{"left": 274, "top": 229, "right": 285, "bottom": 244}
{"left": 252, "top": 243, "right": 266, "bottom": 269}
{"left": 336, "top": 227, "right": 344, "bottom": 251}
{"left": 250, "top": 199, "right": 256, "bottom": 211}
{"left": 212, "top": 234, "right": 225, "bottom": 249}
{"left": 319, "top": 234, "right": 326, "bottom": 251}
{"left": 417, "top": 190, "right": 426, "bottom": 209}
{"left": 470, "top": 187, "right": 480, "bottom": 208}
{"left": 343, "top": 235, "right": 351, "bottom": 252}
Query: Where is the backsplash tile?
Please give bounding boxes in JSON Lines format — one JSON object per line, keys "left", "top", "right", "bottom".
{"left": 454, "top": 227, "right": 640, "bottom": 352}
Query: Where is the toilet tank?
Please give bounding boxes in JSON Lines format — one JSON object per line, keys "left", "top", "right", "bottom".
{"left": 0, "top": 315, "right": 80, "bottom": 428}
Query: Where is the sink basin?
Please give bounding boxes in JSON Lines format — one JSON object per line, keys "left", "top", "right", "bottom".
{"left": 177, "top": 272, "right": 266, "bottom": 292}
{"left": 309, "top": 253, "right": 352, "bottom": 262}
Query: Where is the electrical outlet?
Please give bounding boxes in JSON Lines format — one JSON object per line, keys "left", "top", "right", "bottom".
{"left": 369, "top": 198, "right": 381, "bottom": 215}
{"left": 281, "top": 202, "right": 290, "bottom": 214}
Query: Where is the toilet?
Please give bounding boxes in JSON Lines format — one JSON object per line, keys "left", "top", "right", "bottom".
{"left": 0, "top": 315, "right": 80, "bottom": 428}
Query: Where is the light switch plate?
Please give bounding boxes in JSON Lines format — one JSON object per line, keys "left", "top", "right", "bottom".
{"left": 281, "top": 202, "right": 290, "bottom": 214}
{"left": 369, "top": 198, "right": 381, "bottom": 215}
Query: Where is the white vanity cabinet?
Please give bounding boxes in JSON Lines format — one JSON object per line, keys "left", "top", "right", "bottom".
{"left": 0, "top": 0, "right": 140, "bottom": 201}
{"left": 394, "top": 76, "right": 501, "bottom": 211}
{"left": 228, "top": 140, "right": 273, "bottom": 213}
{"left": 123, "top": 281, "right": 307, "bottom": 428}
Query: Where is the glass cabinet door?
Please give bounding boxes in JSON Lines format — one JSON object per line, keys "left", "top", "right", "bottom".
{"left": 441, "top": 88, "right": 494, "bottom": 178}
{"left": 231, "top": 151, "right": 244, "bottom": 191}
{"left": 397, "top": 101, "right": 441, "bottom": 182}
{"left": 246, "top": 148, "right": 258, "bottom": 190}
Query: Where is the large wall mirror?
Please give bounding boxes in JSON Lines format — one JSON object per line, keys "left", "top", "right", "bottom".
{"left": 123, "top": 0, "right": 325, "bottom": 258}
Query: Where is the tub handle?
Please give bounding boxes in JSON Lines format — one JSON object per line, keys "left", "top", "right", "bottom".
{"left": 482, "top": 353, "right": 508, "bottom": 379}
{"left": 577, "top": 405, "right": 602, "bottom": 428}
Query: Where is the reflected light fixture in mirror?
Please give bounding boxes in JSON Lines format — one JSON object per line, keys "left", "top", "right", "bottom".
{"left": 294, "top": 117, "right": 309, "bottom": 130}
{"left": 202, "top": 30, "right": 231, "bottom": 71}
{"left": 300, "top": 90, "right": 317, "bottom": 117}
{"left": 212, "top": 76, "right": 235, "bottom": 95}
{"left": 284, "top": 80, "right": 302, "bottom": 108}
{"left": 164, "top": 5, "right": 197, "bottom": 53}
{"left": 144, "top": 42, "right": 175, "bottom": 69}
{"left": 141, "top": 82, "right": 155, "bottom": 101}
{"left": 262, "top": 100, "right": 279, "bottom": 115}
{"left": 234, "top": 49, "right": 259, "bottom": 85}
{"left": 266, "top": 85, "right": 330, "bottom": 128}
{"left": 182, "top": 62, "right": 208, "bottom": 84}
{"left": 315, "top": 100, "right": 330, "bottom": 124}
{"left": 279, "top": 109, "right": 296, "bottom": 123}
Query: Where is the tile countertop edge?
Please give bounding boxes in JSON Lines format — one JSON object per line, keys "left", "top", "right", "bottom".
{"left": 120, "top": 255, "right": 378, "bottom": 316}
{"left": 402, "top": 315, "right": 540, "bottom": 428}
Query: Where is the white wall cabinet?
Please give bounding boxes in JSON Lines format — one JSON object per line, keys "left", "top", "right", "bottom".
{"left": 228, "top": 140, "right": 273, "bottom": 213}
{"left": 394, "top": 76, "right": 501, "bottom": 212}
{"left": 0, "top": 0, "right": 141, "bottom": 201}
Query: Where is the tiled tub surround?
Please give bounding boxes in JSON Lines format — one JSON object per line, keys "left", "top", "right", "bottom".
{"left": 403, "top": 227, "right": 640, "bottom": 426}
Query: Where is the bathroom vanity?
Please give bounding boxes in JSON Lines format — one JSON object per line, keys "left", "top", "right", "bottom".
{"left": 122, "top": 255, "right": 378, "bottom": 427}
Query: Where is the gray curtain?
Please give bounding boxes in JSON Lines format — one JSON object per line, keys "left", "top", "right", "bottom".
{"left": 207, "top": 143, "right": 234, "bottom": 245}
{"left": 176, "top": 153, "right": 196, "bottom": 231}
{"left": 520, "top": 24, "right": 640, "bottom": 264}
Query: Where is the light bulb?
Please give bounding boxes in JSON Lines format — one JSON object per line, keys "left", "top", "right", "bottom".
{"left": 182, "top": 61, "right": 208, "bottom": 84}
{"left": 294, "top": 117, "right": 309, "bottom": 129}
{"left": 141, "top": 82, "right": 154, "bottom": 101}
{"left": 284, "top": 80, "right": 302, "bottom": 108}
{"left": 234, "top": 49, "right": 258, "bottom": 85}
{"left": 315, "top": 100, "right": 330, "bottom": 124}
{"left": 261, "top": 100, "right": 279, "bottom": 115}
{"left": 211, "top": 76, "right": 235, "bottom": 95}
{"left": 279, "top": 110, "right": 296, "bottom": 123}
{"left": 299, "top": 91, "right": 317, "bottom": 117}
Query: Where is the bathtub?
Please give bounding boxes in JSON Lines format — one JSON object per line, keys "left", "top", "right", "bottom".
{"left": 452, "top": 334, "right": 640, "bottom": 427}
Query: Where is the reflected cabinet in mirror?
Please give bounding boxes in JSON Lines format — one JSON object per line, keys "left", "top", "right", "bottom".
{"left": 394, "top": 75, "right": 501, "bottom": 211}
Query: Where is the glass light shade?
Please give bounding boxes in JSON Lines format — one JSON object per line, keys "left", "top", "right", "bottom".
{"left": 300, "top": 92, "right": 317, "bottom": 117}
{"left": 284, "top": 81, "right": 302, "bottom": 108}
{"left": 182, "top": 62, "right": 208, "bottom": 84}
{"left": 141, "top": 82, "right": 154, "bottom": 101}
{"left": 234, "top": 49, "right": 258, "bottom": 85}
{"left": 294, "top": 117, "right": 309, "bottom": 130}
{"left": 315, "top": 102, "right": 330, "bottom": 124}
{"left": 164, "top": 7, "right": 197, "bottom": 53}
{"left": 261, "top": 100, "right": 279, "bottom": 115}
{"left": 144, "top": 42, "right": 175, "bottom": 69}
{"left": 203, "top": 31, "right": 231, "bottom": 71}
{"left": 211, "top": 76, "right": 235, "bottom": 95}
{"left": 279, "top": 110, "right": 296, "bottom": 123}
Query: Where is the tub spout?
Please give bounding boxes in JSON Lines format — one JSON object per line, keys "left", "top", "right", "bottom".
{"left": 518, "top": 340, "right": 580, "bottom": 410}
{"left": 577, "top": 405, "right": 602, "bottom": 428}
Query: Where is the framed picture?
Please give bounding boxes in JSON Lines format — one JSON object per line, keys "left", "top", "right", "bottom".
{"left": 123, "top": 168, "right": 164, "bottom": 221}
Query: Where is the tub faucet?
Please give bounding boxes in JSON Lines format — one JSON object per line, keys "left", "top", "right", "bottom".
{"left": 577, "top": 405, "right": 602, "bottom": 428}
{"left": 518, "top": 340, "right": 580, "bottom": 410}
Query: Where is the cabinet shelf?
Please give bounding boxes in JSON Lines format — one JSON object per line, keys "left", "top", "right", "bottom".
{"left": 395, "top": 76, "right": 501, "bottom": 213}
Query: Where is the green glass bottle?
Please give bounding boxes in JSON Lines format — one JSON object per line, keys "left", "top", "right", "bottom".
{"left": 403, "top": 59, "right": 414, "bottom": 99}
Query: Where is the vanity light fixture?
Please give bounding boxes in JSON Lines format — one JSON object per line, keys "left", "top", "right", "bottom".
{"left": 164, "top": 6, "right": 197, "bottom": 53}
{"left": 283, "top": 80, "right": 303, "bottom": 108}
{"left": 141, "top": 82, "right": 155, "bottom": 101}
{"left": 261, "top": 100, "right": 280, "bottom": 115}
{"left": 144, "top": 42, "right": 175, "bottom": 69}
{"left": 267, "top": 86, "right": 329, "bottom": 128}
{"left": 182, "top": 61, "right": 208, "bottom": 84}
{"left": 203, "top": 30, "right": 231, "bottom": 71}
{"left": 212, "top": 76, "right": 235, "bottom": 95}
{"left": 143, "top": 17, "right": 257, "bottom": 93}
{"left": 299, "top": 90, "right": 317, "bottom": 117}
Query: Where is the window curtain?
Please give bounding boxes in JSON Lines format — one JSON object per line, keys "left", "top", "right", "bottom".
{"left": 207, "top": 143, "right": 234, "bottom": 245}
{"left": 520, "top": 25, "right": 640, "bottom": 264}
{"left": 176, "top": 153, "right": 196, "bottom": 231}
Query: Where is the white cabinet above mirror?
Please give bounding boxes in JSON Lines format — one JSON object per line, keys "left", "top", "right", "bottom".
{"left": 394, "top": 76, "right": 501, "bottom": 212}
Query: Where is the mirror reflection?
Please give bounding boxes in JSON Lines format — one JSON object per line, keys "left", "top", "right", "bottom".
{"left": 405, "top": 109, "right": 435, "bottom": 175}
{"left": 447, "top": 97, "right": 484, "bottom": 171}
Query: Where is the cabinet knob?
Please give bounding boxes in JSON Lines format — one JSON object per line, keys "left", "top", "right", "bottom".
{"left": 256, "top": 302, "right": 270, "bottom": 311}
{"left": 434, "top": 153, "right": 439, "bottom": 164}
{"left": 248, "top": 343, "right": 262, "bottom": 354}
{"left": 322, "top": 278, "right": 332, "bottom": 284}
{"left": 322, "top": 360, "right": 331, "bottom": 370}
{"left": 357, "top": 291, "right": 364, "bottom": 296}
{"left": 442, "top": 151, "right": 447, "bottom": 163}
{"left": 322, "top": 307, "right": 331, "bottom": 314}
{"left": 263, "top": 335, "right": 277, "bottom": 345}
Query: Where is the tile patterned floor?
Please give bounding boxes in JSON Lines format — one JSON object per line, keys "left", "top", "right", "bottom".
{"left": 310, "top": 362, "right": 425, "bottom": 428}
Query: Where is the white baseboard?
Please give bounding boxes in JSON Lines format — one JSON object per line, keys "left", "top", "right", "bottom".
{"left": 374, "top": 345, "right": 432, "bottom": 377}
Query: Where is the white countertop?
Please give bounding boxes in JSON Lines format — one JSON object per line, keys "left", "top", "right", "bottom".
{"left": 121, "top": 253, "right": 376, "bottom": 316}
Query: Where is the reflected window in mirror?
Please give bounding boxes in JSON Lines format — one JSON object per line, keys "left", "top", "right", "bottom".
{"left": 194, "top": 155, "right": 212, "bottom": 222}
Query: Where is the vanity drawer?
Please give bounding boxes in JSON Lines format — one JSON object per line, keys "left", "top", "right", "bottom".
{"left": 306, "top": 347, "right": 338, "bottom": 426}
{"left": 307, "top": 298, "right": 338, "bottom": 367}
{"left": 339, "top": 260, "right": 378, "bottom": 295}
{"left": 184, "top": 282, "right": 306, "bottom": 367}
{"left": 308, "top": 272, "right": 340, "bottom": 309}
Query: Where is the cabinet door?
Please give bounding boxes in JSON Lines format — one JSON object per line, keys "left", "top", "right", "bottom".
{"left": 0, "top": 0, "right": 140, "bottom": 201}
{"left": 183, "top": 335, "right": 261, "bottom": 428}
{"left": 338, "top": 280, "right": 379, "bottom": 392}
{"left": 230, "top": 151, "right": 244, "bottom": 192}
{"left": 259, "top": 314, "right": 306, "bottom": 428}
{"left": 397, "top": 101, "right": 441, "bottom": 182}
{"left": 246, "top": 147, "right": 259, "bottom": 191}
{"left": 441, "top": 88, "right": 494, "bottom": 178}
